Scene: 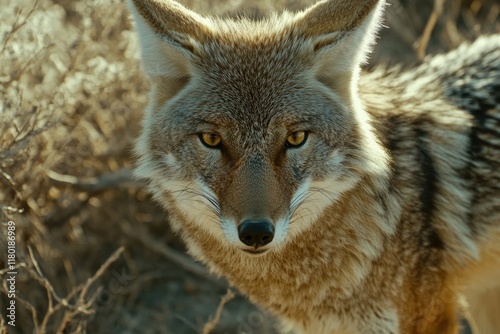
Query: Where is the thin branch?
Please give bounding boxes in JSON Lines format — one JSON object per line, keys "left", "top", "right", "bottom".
{"left": 121, "top": 222, "right": 226, "bottom": 288}
{"left": 9, "top": 292, "right": 40, "bottom": 333}
{"left": 0, "top": 167, "right": 24, "bottom": 202}
{"left": 53, "top": 247, "right": 125, "bottom": 332}
{"left": 202, "top": 289, "right": 236, "bottom": 334}
{"left": 42, "top": 197, "right": 89, "bottom": 227}
{"left": 28, "top": 246, "right": 72, "bottom": 331}
{"left": 47, "top": 168, "right": 145, "bottom": 192}
{"left": 11, "top": 246, "right": 125, "bottom": 333}
{"left": 44, "top": 169, "right": 145, "bottom": 227}
{"left": 0, "top": 315, "right": 6, "bottom": 333}
{"left": 0, "top": 262, "right": 26, "bottom": 276}
{"left": 174, "top": 314, "right": 201, "bottom": 334}
{"left": 415, "top": 0, "right": 445, "bottom": 61}
{"left": 0, "top": 0, "right": 40, "bottom": 54}
{"left": 0, "top": 205, "right": 25, "bottom": 214}
{"left": 1, "top": 273, "right": 40, "bottom": 332}
{"left": 77, "top": 246, "right": 125, "bottom": 306}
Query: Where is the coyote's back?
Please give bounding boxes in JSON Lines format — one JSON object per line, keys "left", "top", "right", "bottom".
{"left": 362, "top": 35, "right": 500, "bottom": 333}
{"left": 128, "top": 0, "right": 500, "bottom": 333}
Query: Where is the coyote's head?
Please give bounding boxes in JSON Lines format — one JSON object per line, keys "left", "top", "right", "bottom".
{"left": 130, "top": 0, "right": 389, "bottom": 256}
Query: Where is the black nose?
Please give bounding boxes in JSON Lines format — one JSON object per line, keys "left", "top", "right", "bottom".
{"left": 238, "top": 220, "right": 275, "bottom": 247}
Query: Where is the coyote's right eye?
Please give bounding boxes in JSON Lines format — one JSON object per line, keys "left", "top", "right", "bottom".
{"left": 199, "top": 133, "right": 222, "bottom": 148}
{"left": 286, "top": 131, "right": 308, "bottom": 148}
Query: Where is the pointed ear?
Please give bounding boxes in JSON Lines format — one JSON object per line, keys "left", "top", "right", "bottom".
{"left": 296, "top": 0, "right": 385, "bottom": 91}
{"left": 128, "top": 0, "right": 211, "bottom": 78}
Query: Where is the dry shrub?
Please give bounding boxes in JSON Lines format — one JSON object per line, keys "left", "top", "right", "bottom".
{"left": 1, "top": 0, "right": 148, "bottom": 332}
{"left": 0, "top": 0, "right": 498, "bottom": 333}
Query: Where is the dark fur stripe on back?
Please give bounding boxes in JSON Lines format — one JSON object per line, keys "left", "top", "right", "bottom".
{"left": 415, "top": 124, "right": 445, "bottom": 249}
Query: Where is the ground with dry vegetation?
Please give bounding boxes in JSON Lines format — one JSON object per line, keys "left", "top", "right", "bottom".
{"left": 0, "top": 0, "right": 498, "bottom": 333}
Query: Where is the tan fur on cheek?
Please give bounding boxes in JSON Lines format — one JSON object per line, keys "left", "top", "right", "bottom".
{"left": 153, "top": 181, "right": 223, "bottom": 241}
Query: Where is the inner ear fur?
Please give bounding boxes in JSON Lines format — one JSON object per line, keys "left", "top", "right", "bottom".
{"left": 296, "top": 0, "right": 380, "bottom": 42}
{"left": 128, "top": 0, "right": 212, "bottom": 79}
{"left": 294, "top": 0, "right": 385, "bottom": 96}
{"left": 130, "top": 0, "right": 211, "bottom": 49}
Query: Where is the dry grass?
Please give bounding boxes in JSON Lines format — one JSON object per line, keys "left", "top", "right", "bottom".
{"left": 0, "top": 0, "right": 498, "bottom": 333}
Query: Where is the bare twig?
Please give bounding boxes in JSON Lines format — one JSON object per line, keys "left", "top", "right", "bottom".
{"left": 42, "top": 197, "right": 90, "bottom": 227}
{"left": 415, "top": 0, "right": 445, "bottom": 61}
{"left": 6, "top": 246, "right": 126, "bottom": 333}
{"left": 0, "top": 316, "right": 6, "bottom": 333}
{"left": 5, "top": 43, "right": 54, "bottom": 89}
{"left": 1, "top": 266, "right": 41, "bottom": 332}
{"left": 0, "top": 125, "right": 49, "bottom": 161}
{"left": 78, "top": 246, "right": 125, "bottom": 306}
{"left": 485, "top": 4, "right": 500, "bottom": 34}
{"left": 0, "top": 0, "right": 40, "bottom": 54}
{"left": 121, "top": 222, "right": 226, "bottom": 288}
{"left": 47, "top": 168, "right": 145, "bottom": 192}
{"left": 174, "top": 314, "right": 201, "bottom": 333}
{"left": 0, "top": 167, "right": 24, "bottom": 203}
{"left": 0, "top": 205, "right": 24, "bottom": 214}
{"left": 28, "top": 246, "right": 68, "bottom": 306}
{"left": 202, "top": 289, "right": 236, "bottom": 334}
{"left": 27, "top": 246, "right": 72, "bottom": 331}
{"left": 54, "top": 247, "right": 124, "bottom": 333}
{"left": 0, "top": 262, "right": 27, "bottom": 275}
{"left": 6, "top": 291, "right": 40, "bottom": 333}
{"left": 44, "top": 169, "right": 145, "bottom": 227}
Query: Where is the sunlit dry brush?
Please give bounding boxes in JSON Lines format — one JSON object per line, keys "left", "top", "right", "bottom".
{"left": 0, "top": 0, "right": 147, "bottom": 332}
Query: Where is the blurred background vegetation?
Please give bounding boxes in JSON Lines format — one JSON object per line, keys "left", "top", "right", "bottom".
{"left": 0, "top": 0, "right": 499, "bottom": 333}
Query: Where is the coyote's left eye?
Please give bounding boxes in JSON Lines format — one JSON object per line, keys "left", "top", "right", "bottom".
{"left": 286, "top": 131, "right": 308, "bottom": 148}
{"left": 199, "top": 132, "right": 222, "bottom": 148}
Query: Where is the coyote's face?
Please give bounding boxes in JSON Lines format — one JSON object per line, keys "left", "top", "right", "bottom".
{"left": 130, "top": 0, "right": 388, "bottom": 255}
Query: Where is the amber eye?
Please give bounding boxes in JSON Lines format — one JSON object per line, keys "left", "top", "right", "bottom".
{"left": 286, "top": 131, "right": 308, "bottom": 148}
{"left": 199, "top": 133, "right": 222, "bottom": 148}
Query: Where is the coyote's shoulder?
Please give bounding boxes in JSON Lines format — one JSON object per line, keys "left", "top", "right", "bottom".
{"left": 128, "top": 0, "right": 500, "bottom": 333}
{"left": 364, "top": 34, "right": 500, "bottom": 259}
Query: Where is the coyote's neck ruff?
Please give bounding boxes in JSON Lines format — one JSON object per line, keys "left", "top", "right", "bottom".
{"left": 129, "top": 0, "right": 500, "bottom": 333}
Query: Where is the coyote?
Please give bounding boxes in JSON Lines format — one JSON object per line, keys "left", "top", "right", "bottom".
{"left": 128, "top": 0, "right": 500, "bottom": 332}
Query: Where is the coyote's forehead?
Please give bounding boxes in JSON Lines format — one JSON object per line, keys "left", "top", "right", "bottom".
{"left": 198, "top": 23, "right": 312, "bottom": 71}
{"left": 193, "top": 31, "right": 314, "bottom": 101}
